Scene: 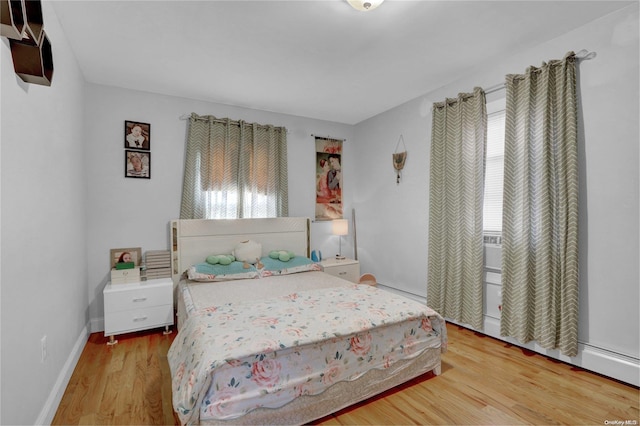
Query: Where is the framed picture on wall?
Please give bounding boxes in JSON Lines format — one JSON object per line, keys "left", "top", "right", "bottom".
{"left": 110, "top": 247, "right": 142, "bottom": 269}
{"left": 124, "top": 120, "right": 150, "bottom": 150}
{"left": 125, "top": 150, "right": 150, "bottom": 179}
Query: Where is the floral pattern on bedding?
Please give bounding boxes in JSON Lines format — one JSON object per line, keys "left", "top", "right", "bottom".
{"left": 168, "top": 284, "right": 447, "bottom": 424}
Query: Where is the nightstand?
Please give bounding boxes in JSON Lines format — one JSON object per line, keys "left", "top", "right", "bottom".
{"left": 103, "top": 277, "right": 173, "bottom": 345}
{"left": 320, "top": 257, "right": 360, "bottom": 283}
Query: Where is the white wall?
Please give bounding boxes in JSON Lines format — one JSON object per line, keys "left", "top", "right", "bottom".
{"left": 0, "top": 2, "right": 88, "bottom": 424}
{"left": 352, "top": 4, "right": 639, "bottom": 382}
{"left": 84, "top": 84, "right": 354, "bottom": 327}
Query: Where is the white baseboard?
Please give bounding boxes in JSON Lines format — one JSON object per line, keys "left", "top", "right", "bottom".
{"left": 378, "top": 284, "right": 639, "bottom": 387}
{"left": 35, "top": 323, "right": 90, "bottom": 425}
{"left": 377, "top": 284, "right": 426, "bottom": 304}
{"left": 481, "top": 316, "right": 639, "bottom": 387}
{"left": 90, "top": 316, "right": 104, "bottom": 334}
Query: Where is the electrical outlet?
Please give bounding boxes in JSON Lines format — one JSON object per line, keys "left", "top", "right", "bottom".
{"left": 41, "top": 335, "right": 47, "bottom": 362}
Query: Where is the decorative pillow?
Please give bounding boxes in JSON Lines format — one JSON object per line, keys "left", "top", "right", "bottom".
{"left": 206, "top": 254, "right": 236, "bottom": 265}
{"left": 233, "top": 240, "right": 262, "bottom": 264}
{"left": 259, "top": 256, "right": 322, "bottom": 277}
{"left": 269, "top": 250, "right": 296, "bottom": 262}
{"left": 187, "top": 261, "right": 259, "bottom": 282}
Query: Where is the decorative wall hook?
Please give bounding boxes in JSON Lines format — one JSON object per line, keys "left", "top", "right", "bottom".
{"left": 393, "top": 135, "right": 407, "bottom": 184}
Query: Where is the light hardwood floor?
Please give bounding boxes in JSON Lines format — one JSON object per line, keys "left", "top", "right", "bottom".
{"left": 53, "top": 324, "right": 639, "bottom": 425}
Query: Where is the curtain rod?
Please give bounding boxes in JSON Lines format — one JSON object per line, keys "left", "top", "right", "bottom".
{"left": 311, "top": 134, "right": 346, "bottom": 142}
{"left": 179, "top": 113, "right": 287, "bottom": 131}
{"left": 484, "top": 49, "right": 597, "bottom": 95}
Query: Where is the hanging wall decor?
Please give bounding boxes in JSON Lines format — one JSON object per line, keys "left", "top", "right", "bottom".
{"left": 2, "top": 0, "right": 54, "bottom": 86}
{"left": 124, "top": 120, "right": 151, "bottom": 150}
{"left": 125, "top": 150, "right": 151, "bottom": 179}
{"left": 124, "top": 120, "right": 151, "bottom": 179}
{"left": 1, "top": 0, "right": 25, "bottom": 40}
{"left": 314, "top": 135, "right": 344, "bottom": 220}
{"left": 393, "top": 134, "right": 407, "bottom": 184}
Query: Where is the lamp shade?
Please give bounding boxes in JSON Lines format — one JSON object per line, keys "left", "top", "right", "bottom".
{"left": 332, "top": 219, "right": 349, "bottom": 236}
{"left": 347, "top": 0, "right": 384, "bottom": 11}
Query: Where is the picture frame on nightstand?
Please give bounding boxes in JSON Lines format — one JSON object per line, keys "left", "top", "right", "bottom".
{"left": 110, "top": 247, "right": 142, "bottom": 269}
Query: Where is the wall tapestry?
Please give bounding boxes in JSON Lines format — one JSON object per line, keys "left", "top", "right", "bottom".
{"left": 315, "top": 136, "right": 343, "bottom": 220}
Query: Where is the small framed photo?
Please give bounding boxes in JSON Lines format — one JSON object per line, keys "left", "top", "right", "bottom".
{"left": 110, "top": 247, "right": 142, "bottom": 269}
{"left": 124, "top": 120, "right": 150, "bottom": 150}
{"left": 125, "top": 150, "right": 150, "bottom": 179}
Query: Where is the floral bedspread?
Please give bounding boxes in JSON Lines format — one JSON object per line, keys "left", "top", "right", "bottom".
{"left": 168, "top": 284, "right": 447, "bottom": 424}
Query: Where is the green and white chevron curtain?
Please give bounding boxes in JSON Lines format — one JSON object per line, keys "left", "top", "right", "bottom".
{"left": 180, "top": 113, "right": 289, "bottom": 219}
{"left": 428, "top": 87, "right": 487, "bottom": 331}
{"left": 500, "top": 52, "right": 579, "bottom": 357}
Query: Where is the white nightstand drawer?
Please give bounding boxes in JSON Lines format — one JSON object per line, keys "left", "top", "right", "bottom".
{"left": 329, "top": 264, "right": 358, "bottom": 282}
{"left": 320, "top": 258, "right": 360, "bottom": 283}
{"left": 104, "top": 285, "right": 172, "bottom": 313}
{"left": 104, "top": 305, "right": 173, "bottom": 336}
{"left": 103, "top": 278, "right": 174, "bottom": 343}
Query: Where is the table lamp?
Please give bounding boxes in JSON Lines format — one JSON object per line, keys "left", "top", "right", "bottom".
{"left": 332, "top": 219, "right": 348, "bottom": 260}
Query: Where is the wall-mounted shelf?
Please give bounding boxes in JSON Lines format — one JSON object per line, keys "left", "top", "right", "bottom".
{"left": 21, "top": 0, "right": 43, "bottom": 44}
{"left": 2, "top": 0, "right": 53, "bottom": 86}
{"left": 10, "top": 30, "right": 53, "bottom": 86}
{"left": 1, "top": 0, "right": 42, "bottom": 42}
{"left": 0, "top": 0, "right": 24, "bottom": 40}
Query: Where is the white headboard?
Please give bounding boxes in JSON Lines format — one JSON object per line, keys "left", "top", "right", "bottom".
{"left": 170, "top": 217, "right": 310, "bottom": 285}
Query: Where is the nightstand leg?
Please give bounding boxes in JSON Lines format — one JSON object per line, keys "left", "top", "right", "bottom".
{"left": 163, "top": 325, "right": 172, "bottom": 335}
{"left": 107, "top": 335, "right": 118, "bottom": 346}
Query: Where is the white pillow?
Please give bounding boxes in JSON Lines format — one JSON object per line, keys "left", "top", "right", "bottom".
{"left": 232, "top": 239, "right": 262, "bottom": 264}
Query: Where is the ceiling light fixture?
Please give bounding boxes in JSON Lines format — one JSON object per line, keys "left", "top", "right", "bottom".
{"left": 347, "top": 0, "right": 384, "bottom": 12}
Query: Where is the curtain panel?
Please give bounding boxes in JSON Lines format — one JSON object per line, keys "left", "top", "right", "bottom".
{"left": 180, "top": 113, "right": 289, "bottom": 219}
{"left": 500, "top": 52, "right": 579, "bottom": 357}
{"left": 427, "top": 87, "right": 487, "bottom": 331}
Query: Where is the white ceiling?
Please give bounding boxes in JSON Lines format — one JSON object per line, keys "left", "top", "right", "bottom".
{"left": 52, "top": 0, "right": 632, "bottom": 124}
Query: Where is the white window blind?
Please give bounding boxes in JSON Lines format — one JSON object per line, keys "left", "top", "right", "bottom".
{"left": 483, "top": 109, "right": 505, "bottom": 233}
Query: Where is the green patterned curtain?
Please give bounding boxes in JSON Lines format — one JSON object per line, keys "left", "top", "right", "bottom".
{"left": 180, "top": 113, "right": 288, "bottom": 219}
{"left": 428, "top": 87, "right": 487, "bottom": 330}
{"left": 500, "top": 52, "right": 579, "bottom": 357}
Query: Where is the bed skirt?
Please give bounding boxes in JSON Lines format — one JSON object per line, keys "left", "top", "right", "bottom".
{"left": 199, "top": 346, "right": 442, "bottom": 425}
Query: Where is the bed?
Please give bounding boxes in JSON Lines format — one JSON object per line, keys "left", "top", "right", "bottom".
{"left": 168, "top": 217, "right": 447, "bottom": 425}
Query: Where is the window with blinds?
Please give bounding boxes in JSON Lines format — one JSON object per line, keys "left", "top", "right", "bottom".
{"left": 483, "top": 105, "right": 505, "bottom": 235}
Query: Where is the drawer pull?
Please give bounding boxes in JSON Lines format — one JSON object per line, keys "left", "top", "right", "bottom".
{"left": 133, "top": 316, "right": 148, "bottom": 322}
{"left": 338, "top": 271, "right": 347, "bottom": 275}
{"left": 132, "top": 297, "right": 147, "bottom": 302}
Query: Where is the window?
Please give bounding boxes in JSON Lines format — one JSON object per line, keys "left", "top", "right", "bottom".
{"left": 483, "top": 99, "right": 505, "bottom": 235}
{"left": 202, "top": 190, "right": 272, "bottom": 219}
{"left": 180, "top": 115, "right": 289, "bottom": 220}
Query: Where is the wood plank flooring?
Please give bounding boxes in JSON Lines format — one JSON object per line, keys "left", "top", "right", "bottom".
{"left": 53, "top": 329, "right": 177, "bottom": 425}
{"left": 52, "top": 324, "right": 639, "bottom": 425}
